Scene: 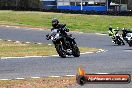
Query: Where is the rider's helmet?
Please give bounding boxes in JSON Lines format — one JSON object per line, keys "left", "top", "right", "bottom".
{"left": 121, "top": 28, "right": 125, "bottom": 33}
{"left": 52, "top": 18, "right": 59, "bottom": 28}
{"left": 122, "top": 28, "right": 128, "bottom": 33}
{"left": 116, "top": 27, "right": 119, "bottom": 31}
{"left": 122, "top": 28, "right": 125, "bottom": 30}
{"left": 109, "top": 26, "right": 112, "bottom": 31}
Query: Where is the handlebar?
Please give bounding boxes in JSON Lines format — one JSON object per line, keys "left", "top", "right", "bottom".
{"left": 46, "top": 34, "right": 51, "bottom": 40}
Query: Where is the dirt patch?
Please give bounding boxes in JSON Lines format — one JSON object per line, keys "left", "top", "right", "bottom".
{"left": 0, "top": 77, "right": 76, "bottom": 88}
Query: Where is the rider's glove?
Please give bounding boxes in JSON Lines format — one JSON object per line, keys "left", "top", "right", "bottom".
{"left": 46, "top": 34, "right": 50, "bottom": 40}
{"left": 109, "top": 34, "right": 112, "bottom": 36}
{"left": 66, "top": 28, "right": 69, "bottom": 32}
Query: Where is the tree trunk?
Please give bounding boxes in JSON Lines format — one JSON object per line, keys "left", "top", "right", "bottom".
{"left": 128, "top": 0, "right": 132, "bottom": 10}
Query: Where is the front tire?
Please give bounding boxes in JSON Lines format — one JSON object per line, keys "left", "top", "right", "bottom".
{"left": 128, "top": 41, "right": 132, "bottom": 47}
{"left": 55, "top": 45, "right": 66, "bottom": 58}
{"left": 72, "top": 45, "right": 80, "bottom": 57}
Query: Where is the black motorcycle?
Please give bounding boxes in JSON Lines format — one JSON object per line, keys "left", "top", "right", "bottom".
{"left": 122, "top": 28, "right": 132, "bottom": 47}
{"left": 46, "top": 25, "right": 80, "bottom": 58}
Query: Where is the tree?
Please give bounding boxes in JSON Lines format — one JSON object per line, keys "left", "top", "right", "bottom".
{"left": 29, "top": 0, "right": 40, "bottom": 8}
{"left": 18, "top": 0, "right": 29, "bottom": 9}
{"left": 18, "top": 0, "right": 40, "bottom": 9}
{"left": 0, "top": 0, "right": 41, "bottom": 10}
{"left": 128, "top": 0, "right": 132, "bottom": 10}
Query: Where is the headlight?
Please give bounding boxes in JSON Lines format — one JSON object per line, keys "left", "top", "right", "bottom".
{"left": 127, "top": 33, "right": 132, "bottom": 37}
{"left": 54, "top": 33, "right": 60, "bottom": 39}
{"left": 51, "top": 36, "right": 54, "bottom": 40}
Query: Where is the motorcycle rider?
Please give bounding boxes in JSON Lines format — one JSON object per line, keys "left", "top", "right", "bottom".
{"left": 108, "top": 26, "right": 120, "bottom": 43}
{"left": 122, "top": 28, "right": 132, "bottom": 41}
{"left": 122, "top": 28, "right": 132, "bottom": 38}
{"left": 47, "top": 18, "right": 73, "bottom": 51}
{"left": 46, "top": 18, "right": 80, "bottom": 57}
{"left": 46, "top": 18, "right": 69, "bottom": 39}
{"left": 51, "top": 18, "right": 69, "bottom": 35}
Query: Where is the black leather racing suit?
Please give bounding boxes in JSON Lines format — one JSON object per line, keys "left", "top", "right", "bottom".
{"left": 51, "top": 24, "right": 73, "bottom": 48}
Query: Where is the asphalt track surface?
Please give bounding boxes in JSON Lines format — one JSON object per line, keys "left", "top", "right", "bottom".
{"left": 0, "top": 26, "right": 132, "bottom": 88}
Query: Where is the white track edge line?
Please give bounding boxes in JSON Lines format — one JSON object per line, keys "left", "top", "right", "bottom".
{"left": 0, "top": 49, "right": 107, "bottom": 59}
{"left": 0, "top": 73, "right": 111, "bottom": 80}
{"left": 15, "top": 78, "right": 25, "bottom": 80}
{"left": 31, "top": 77, "right": 41, "bottom": 79}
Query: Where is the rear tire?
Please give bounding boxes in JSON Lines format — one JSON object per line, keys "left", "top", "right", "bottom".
{"left": 117, "top": 41, "right": 121, "bottom": 45}
{"left": 116, "top": 37, "right": 122, "bottom": 45}
{"left": 119, "top": 37, "right": 125, "bottom": 45}
{"left": 72, "top": 45, "right": 80, "bottom": 57}
{"left": 128, "top": 41, "right": 132, "bottom": 47}
{"left": 56, "top": 45, "right": 66, "bottom": 58}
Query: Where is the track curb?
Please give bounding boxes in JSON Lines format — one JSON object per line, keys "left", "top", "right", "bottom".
{"left": 0, "top": 75, "right": 76, "bottom": 81}
{"left": 0, "top": 38, "right": 44, "bottom": 45}
{"left": 0, "top": 73, "right": 110, "bottom": 80}
{"left": 0, "top": 46, "right": 107, "bottom": 59}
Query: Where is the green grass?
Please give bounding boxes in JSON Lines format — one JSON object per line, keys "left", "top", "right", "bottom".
{"left": 0, "top": 40, "right": 98, "bottom": 57}
{"left": 0, "top": 10, "right": 132, "bottom": 33}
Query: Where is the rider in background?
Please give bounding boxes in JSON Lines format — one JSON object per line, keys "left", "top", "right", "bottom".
{"left": 108, "top": 26, "right": 120, "bottom": 43}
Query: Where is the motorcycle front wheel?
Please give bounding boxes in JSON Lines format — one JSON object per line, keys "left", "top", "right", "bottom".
{"left": 128, "top": 41, "right": 132, "bottom": 47}
{"left": 55, "top": 45, "right": 66, "bottom": 58}
{"left": 72, "top": 45, "right": 80, "bottom": 57}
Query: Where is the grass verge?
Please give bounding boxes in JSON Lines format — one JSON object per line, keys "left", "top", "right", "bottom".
{"left": 0, "top": 10, "right": 132, "bottom": 33}
{"left": 0, "top": 77, "right": 76, "bottom": 88}
{"left": 0, "top": 40, "right": 98, "bottom": 57}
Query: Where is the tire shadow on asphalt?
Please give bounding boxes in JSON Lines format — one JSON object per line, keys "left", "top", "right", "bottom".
{"left": 123, "top": 49, "right": 132, "bottom": 51}
{"left": 52, "top": 56, "right": 79, "bottom": 59}
{"left": 105, "top": 45, "right": 124, "bottom": 46}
